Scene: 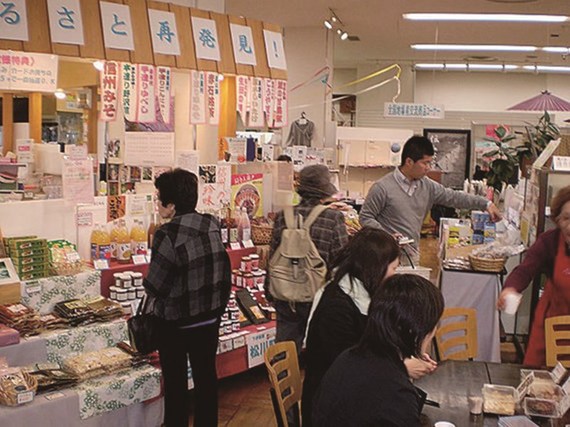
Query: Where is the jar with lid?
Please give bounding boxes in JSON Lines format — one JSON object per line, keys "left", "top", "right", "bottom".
{"left": 127, "top": 288, "right": 137, "bottom": 300}
{"left": 121, "top": 273, "right": 133, "bottom": 289}
{"left": 135, "top": 287, "right": 145, "bottom": 298}
{"left": 249, "top": 254, "right": 260, "bottom": 271}
{"left": 116, "top": 288, "right": 128, "bottom": 301}
{"left": 109, "top": 286, "right": 118, "bottom": 300}
{"left": 131, "top": 272, "right": 143, "bottom": 287}
{"left": 235, "top": 272, "right": 243, "bottom": 288}
{"left": 113, "top": 273, "right": 123, "bottom": 287}
{"left": 243, "top": 273, "right": 254, "bottom": 289}
{"left": 240, "top": 256, "right": 251, "bottom": 273}
{"left": 120, "top": 301, "right": 132, "bottom": 315}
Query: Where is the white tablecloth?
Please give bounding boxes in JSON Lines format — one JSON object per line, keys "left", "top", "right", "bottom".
{"left": 440, "top": 269, "right": 501, "bottom": 363}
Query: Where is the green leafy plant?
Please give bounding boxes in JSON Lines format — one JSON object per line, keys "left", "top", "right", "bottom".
{"left": 483, "top": 125, "right": 522, "bottom": 193}
{"left": 523, "top": 111, "right": 560, "bottom": 160}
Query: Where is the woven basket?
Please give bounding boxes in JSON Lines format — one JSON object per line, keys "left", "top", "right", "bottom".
{"left": 252, "top": 224, "right": 273, "bottom": 245}
{"left": 0, "top": 371, "right": 38, "bottom": 406}
{"left": 469, "top": 255, "right": 506, "bottom": 273}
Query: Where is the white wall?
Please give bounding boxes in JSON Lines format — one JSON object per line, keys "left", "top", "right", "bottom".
{"left": 333, "top": 68, "right": 357, "bottom": 94}
{"left": 154, "top": 0, "right": 225, "bottom": 12}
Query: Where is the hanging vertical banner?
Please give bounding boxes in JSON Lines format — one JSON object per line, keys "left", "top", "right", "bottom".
{"left": 191, "top": 17, "right": 221, "bottom": 61}
{"left": 189, "top": 70, "right": 206, "bottom": 125}
{"left": 0, "top": 0, "right": 28, "bottom": 41}
{"left": 263, "top": 78, "right": 275, "bottom": 127}
{"left": 229, "top": 23, "right": 257, "bottom": 66}
{"left": 206, "top": 72, "right": 220, "bottom": 125}
{"left": 47, "top": 0, "right": 84, "bottom": 45}
{"left": 273, "top": 79, "right": 288, "bottom": 128}
{"left": 100, "top": 61, "right": 119, "bottom": 122}
{"left": 248, "top": 78, "right": 264, "bottom": 128}
{"left": 236, "top": 75, "right": 250, "bottom": 123}
{"left": 121, "top": 62, "right": 138, "bottom": 122}
{"left": 100, "top": 1, "right": 135, "bottom": 51}
{"left": 156, "top": 66, "right": 171, "bottom": 124}
{"left": 137, "top": 64, "right": 156, "bottom": 123}
{"left": 148, "top": 9, "right": 181, "bottom": 56}
{"left": 263, "top": 30, "right": 287, "bottom": 70}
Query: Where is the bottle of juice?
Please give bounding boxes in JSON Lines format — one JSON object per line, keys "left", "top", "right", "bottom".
{"left": 148, "top": 213, "right": 159, "bottom": 249}
{"left": 131, "top": 219, "right": 148, "bottom": 255}
{"left": 98, "top": 224, "right": 112, "bottom": 260}
{"left": 109, "top": 220, "right": 119, "bottom": 260}
{"left": 90, "top": 224, "right": 101, "bottom": 261}
{"left": 116, "top": 219, "right": 131, "bottom": 263}
{"left": 238, "top": 207, "right": 251, "bottom": 243}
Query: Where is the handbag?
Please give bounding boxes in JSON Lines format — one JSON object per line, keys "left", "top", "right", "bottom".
{"left": 127, "top": 295, "right": 159, "bottom": 354}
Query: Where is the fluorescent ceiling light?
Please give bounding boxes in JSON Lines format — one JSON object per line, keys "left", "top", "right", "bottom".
{"left": 523, "top": 65, "right": 570, "bottom": 73}
{"left": 403, "top": 13, "right": 569, "bottom": 23}
{"left": 542, "top": 47, "right": 570, "bottom": 53}
{"left": 411, "top": 44, "right": 537, "bottom": 52}
{"left": 415, "top": 63, "right": 518, "bottom": 71}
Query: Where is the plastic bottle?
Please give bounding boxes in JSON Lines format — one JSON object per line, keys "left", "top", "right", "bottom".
{"left": 98, "top": 224, "right": 112, "bottom": 260}
{"left": 109, "top": 220, "right": 119, "bottom": 260}
{"left": 147, "top": 213, "right": 159, "bottom": 249}
{"left": 131, "top": 219, "right": 148, "bottom": 255}
{"left": 116, "top": 219, "right": 131, "bottom": 263}
{"left": 238, "top": 207, "right": 251, "bottom": 243}
{"left": 229, "top": 209, "right": 238, "bottom": 245}
{"left": 220, "top": 207, "right": 229, "bottom": 246}
{"left": 90, "top": 224, "right": 101, "bottom": 261}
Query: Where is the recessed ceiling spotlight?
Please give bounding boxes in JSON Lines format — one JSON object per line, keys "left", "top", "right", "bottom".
{"left": 340, "top": 31, "right": 349, "bottom": 41}
{"left": 324, "top": 20, "right": 333, "bottom": 29}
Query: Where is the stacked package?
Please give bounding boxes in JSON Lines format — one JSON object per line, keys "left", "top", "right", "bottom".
{"left": 48, "top": 240, "right": 85, "bottom": 276}
{"left": 63, "top": 347, "right": 132, "bottom": 380}
{"left": 83, "top": 296, "right": 123, "bottom": 322}
{"left": 0, "top": 304, "right": 41, "bottom": 337}
{"left": 54, "top": 299, "right": 96, "bottom": 327}
{"left": 25, "top": 363, "right": 79, "bottom": 393}
{"left": 4, "top": 236, "right": 50, "bottom": 280}
{"left": 39, "top": 313, "right": 68, "bottom": 331}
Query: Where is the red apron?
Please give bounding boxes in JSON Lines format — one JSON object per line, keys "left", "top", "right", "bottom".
{"left": 524, "top": 235, "right": 570, "bottom": 367}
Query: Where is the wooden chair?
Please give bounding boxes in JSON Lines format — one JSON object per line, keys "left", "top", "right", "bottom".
{"left": 435, "top": 307, "right": 478, "bottom": 361}
{"left": 545, "top": 315, "right": 570, "bottom": 368}
{"left": 264, "top": 341, "right": 302, "bottom": 427}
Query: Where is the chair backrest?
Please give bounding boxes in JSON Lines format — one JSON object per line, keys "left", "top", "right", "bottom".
{"left": 435, "top": 307, "right": 478, "bottom": 361}
{"left": 264, "top": 341, "right": 302, "bottom": 427}
{"left": 545, "top": 315, "right": 570, "bottom": 368}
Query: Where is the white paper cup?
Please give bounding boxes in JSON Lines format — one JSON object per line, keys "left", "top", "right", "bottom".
{"left": 503, "top": 292, "right": 522, "bottom": 315}
{"left": 468, "top": 396, "right": 483, "bottom": 414}
{"left": 434, "top": 422, "right": 455, "bottom": 427}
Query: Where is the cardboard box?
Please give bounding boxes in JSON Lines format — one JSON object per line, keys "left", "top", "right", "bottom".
{"left": 0, "top": 258, "right": 21, "bottom": 305}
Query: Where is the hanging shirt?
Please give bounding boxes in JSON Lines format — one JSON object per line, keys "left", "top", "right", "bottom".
{"left": 287, "top": 120, "right": 315, "bottom": 147}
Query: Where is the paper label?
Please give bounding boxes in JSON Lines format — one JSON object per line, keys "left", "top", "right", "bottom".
{"left": 552, "top": 362, "right": 567, "bottom": 384}
{"left": 243, "top": 239, "right": 254, "bottom": 248}
{"left": 44, "top": 391, "right": 65, "bottom": 401}
{"left": 25, "top": 283, "right": 42, "bottom": 296}
{"left": 229, "top": 242, "right": 241, "bottom": 250}
{"left": 93, "top": 259, "right": 109, "bottom": 270}
{"left": 233, "top": 335, "right": 246, "bottom": 348}
{"left": 17, "top": 391, "right": 34, "bottom": 405}
{"left": 131, "top": 254, "right": 147, "bottom": 265}
{"left": 516, "top": 371, "right": 534, "bottom": 402}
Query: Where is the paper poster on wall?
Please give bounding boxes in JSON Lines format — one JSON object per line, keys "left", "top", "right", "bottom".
{"left": 248, "top": 78, "right": 264, "bottom": 128}
{"left": 62, "top": 158, "right": 95, "bottom": 205}
{"left": 127, "top": 194, "right": 151, "bottom": 217}
{"left": 263, "top": 30, "right": 287, "bottom": 70}
{"left": 292, "top": 145, "right": 307, "bottom": 171}
{"left": 100, "top": 61, "right": 119, "bottom": 122}
{"left": 100, "top": 1, "right": 134, "bottom": 51}
{"left": 156, "top": 67, "right": 171, "bottom": 124}
{"left": 0, "top": 0, "right": 28, "bottom": 41}
{"left": 0, "top": 51, "right": 58, "bottom": 92}
{"left": 121, "top": 63, "right": 137, "bottom": 122}
{"left": 263, "top": 78, "right": 275, "bottom": 127}
{"left": 230, "top": 23, "right": 257, "bottom": 66}
{"left": 236, "top": 76, "right": 250, "bottom": 123}
{"left": 124, "top": 132, "right": 174, "bottom": 166}
{"left": 189, "top": 70, "right": 206, "bottom": 125}
{"left": 47, "top": 0, "right": 84, "bottom": 45}
{"left": 137, "top": 64, "right": 156, "bottom": 123}
{"left": 206, "top": 72, "right": 220, "bottom": 125}
{"left": 216, "top": 164, "right": 231, "bottom": 205}
{"left": 16, "top": 139, "right": 34, "bottom": 163}
{"left": 175, "top": 150, "right": 199, "bottom": 176}
{"left": 231, "top": 173, "right": 263, "bottom": 218}
{"left": 226, "top": 137, "right": 247, "bottom": 164}
{"left": 107, "top": 195, "right": 126, "bottom": 222}
{"left": 148, "top": 9, "right": 180, "bottom": 56}
{"left": 191, "top": 17, "right": 221, "bottom": 61}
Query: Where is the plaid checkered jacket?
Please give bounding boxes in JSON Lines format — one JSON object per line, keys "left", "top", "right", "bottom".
{"left": 143, "top": 212, "right": 231, "bottom": 323}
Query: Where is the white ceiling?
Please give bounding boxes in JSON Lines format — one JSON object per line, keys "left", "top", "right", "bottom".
{"left": 226, "top": 0, "right": 570, "bottom": 68}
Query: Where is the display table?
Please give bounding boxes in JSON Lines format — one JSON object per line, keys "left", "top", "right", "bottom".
{"left": 440, "top": 268, "right": 501, "bottom": 362}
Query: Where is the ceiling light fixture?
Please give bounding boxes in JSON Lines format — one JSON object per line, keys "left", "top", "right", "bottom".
{"left": 411, "top": 44, "right": 537, "bottom": 52}
{"left": 324, "top": 20, "right": 333, "bottom": 29}
{"left": 54, "top": 89, "right": 66, "bottom": 100}
{"left": 522, "top": 65, "right": 570, "bottom": 73}
{"left": 340, "top": 31, "right": 349, "bottom": 41}
{"left": 415, "top": 63, "right": 519, "bottom": 71}
{"left": 93, "top": 60, "right": 104, "bottom": 71}
{"left": 323, "top": 8, "right": 350, "bottom": 41}
{"left": 403, "top": 13, "right": 569, "bottom": 23}
{"left": 542, "top": 47, "right": 570, "bottom": 53}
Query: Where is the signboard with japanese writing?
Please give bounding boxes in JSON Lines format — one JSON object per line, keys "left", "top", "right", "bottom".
{"left": 246, "top": 328, "right": 276, "bottom": 368}
{"left": 230, "top": 23, "right": 256, "bottom": 66}
{"left": 124, "top": 132, "right": 174, "bottom": 166}
{"left": 100, "top": 61, "right": 119, "bottom": 122}
{"left": 156, "top": 66, "right": 171, "bottom": 124}
{"left": 249, "top": 77, "right": 264, "bottom": 128}
{"left": 231, "top": 173, "right": 263, "bottom": 218}
{"left": 263, "top": 30, "right": 287, "bottom": 70}
{"left": 121, "top": 62, "right": 137, "bottom": 122}
{"left": 384, "top": 102, "right": 445, "bottom": 119}
{"left": 236, "top": 75, "right": 250, "bottom": 123}
{"left": 148, "top": 9, "right": 180, "bottom": 56}
{"left": 216, "top": 163, "right": 231, "bottom": 206}
{"left": 137, "top": 64, "right": 156, "bottom": 123}
{"left": 175, "top": 150, "right": 199, "bottom": 175}
{"left": 206, "top": 72, "right": 220, "bottom": 125}
{"left": 273, "top": 79, "right": 288, "bottom": 128}
{"left": 0, "top": 0, "right": 28, "bottom": 41}
{"left": 189, "top": 70, "right": 206, "bottom": 124}
{"left": 47, "top": 0, "right": 84, "bottom": 45}
{"left": 191, "top": 17, "right": 221, "bottom": 61}
{"left": 0, "top": 51, "right": 58, "bottom": 92}
{"left": 100, "top": 1, "right": 134, "bottom": 51}
{"left": 226, "top": 137, "right": 247, "bottom": 164}
{"left": 263, "top": 78, "right": 275, "bottom": 127}
{"left": 62, "top": 157, "right": 94, "bottom": 205}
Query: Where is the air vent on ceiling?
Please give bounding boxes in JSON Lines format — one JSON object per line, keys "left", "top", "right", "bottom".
{"left": 463, "top": 56, "right": 498, "bottom": 62}
{"left": 347, "top": 35, "right": 360, "bottom": 41}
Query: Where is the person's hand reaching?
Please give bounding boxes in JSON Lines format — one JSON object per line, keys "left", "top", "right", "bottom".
{"left": 404, "top": 354, "right": 438, "bottom": 380}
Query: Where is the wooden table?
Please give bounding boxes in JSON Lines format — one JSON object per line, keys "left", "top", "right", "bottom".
{"left": 416, "top": 360, "right": 570, "bottom": 426}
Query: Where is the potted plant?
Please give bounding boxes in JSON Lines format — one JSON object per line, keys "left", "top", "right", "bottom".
{"left": 519, "top": 111, "right": 560, "bottom": 177}
{"left": 482, "top": 125, "right": 522, "bottom": 194}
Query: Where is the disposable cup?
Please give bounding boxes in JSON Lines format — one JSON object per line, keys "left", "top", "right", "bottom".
{"left": 434, "top": 422, "right": 455, "bottom": 427}
{"left": 503, "top": 292, "right": 522, "bottom": 315}
{"left": 468, "top": 395, "right": 483, "bottom": 414}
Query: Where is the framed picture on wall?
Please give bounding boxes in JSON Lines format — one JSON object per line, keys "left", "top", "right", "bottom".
{"left": 423, "top": 129, "right": 471, "bottom": 189}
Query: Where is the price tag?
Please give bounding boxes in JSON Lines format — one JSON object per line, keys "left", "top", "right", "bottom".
{"left": 66, "top": 252, "right": 81, "bottom": 262}
{"left": 132, "top": 255, "right": 147, "bottom": 265}
{"left": 229, "top": 242, "right": 241, "bottom": 250}
{"left": 552, "top": 362, "right": 567, "bottom": 384}
{"left": 233, "top": 335, "right": 246, "bottom": 348}
{"left": 93, "top": 259, "right": 109, "bottom": 270}
{"left": 17, "top": 391, "right": 34, "bottom": 405}
{"left": 44, "top": 391, "right": 65, "bottom": 401}
{"left": 243, "top": 240, "right": 255, "bottom": 248}
{"left": 25, "top": 282, "right": 42, "bottom": 296}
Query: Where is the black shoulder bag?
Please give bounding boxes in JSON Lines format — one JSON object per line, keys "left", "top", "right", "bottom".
{"left": 127, "top": 295, "right": 159, "bottom": 354}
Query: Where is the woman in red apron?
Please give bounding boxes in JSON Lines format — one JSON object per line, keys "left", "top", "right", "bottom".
{"left": 498, "top": 185, "right": 570, "bottom": 367}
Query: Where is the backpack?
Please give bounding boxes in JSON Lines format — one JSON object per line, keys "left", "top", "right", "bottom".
{"left": 269, "top": 205, "right": 328, "bottom": 302}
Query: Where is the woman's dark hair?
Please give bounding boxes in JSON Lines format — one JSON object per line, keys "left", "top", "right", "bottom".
{"left": 400, "top": 135, "right": 435, "bottom": 166}
{"left": 329, "top": 228, "right": 400, "bottom": 296}
{"left": 358, "top": 274, "right": 444, "bottom": 360}
{"left": 551, "top": 185, "right": 570, "bottom": 222}
{"left": 154, "top": 168, "right": 198, "bottom": 214}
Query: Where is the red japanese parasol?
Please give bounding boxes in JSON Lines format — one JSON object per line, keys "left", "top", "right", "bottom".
{"left": 508, "top": 90, "right": 570, "bottom": 112}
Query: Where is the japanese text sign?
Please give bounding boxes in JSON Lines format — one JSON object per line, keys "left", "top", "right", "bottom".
{"left": 100, "top": 1, "right": 134, "bottom": 51}
{"left": 156, "top": 66, "right": 171, "bottom": 124}
{"left": 273, "top": 79, "right": 288, "bottom": 127}
{"left": 0, "top": 51, "right": 58, "bottom": 92}
{"left": 121, "top": 62, "right": 137, "bottom": 122}
{"left": 236, "top": 75, "right": 250, "bottom": 122}
{"left": 0, "top": 0, "right": 28, "bottom": 41}
{"left": 148, "top": 9, "right": 180, "bottom": 56}
{"left": 206, "top": 72, "right": 220, "bottom": 125}
{"left": 100, "top": 61, "right": 119, "bottom": 122}
{"left": 230, "top": 23, "right": 256, "bottom": 66}
{"left": 263, "top": 78, "right": 275, "bottom": 127}
{"left": 249, "top": 77, "right": 264, "bottom": 128}
{"left": 47, "top": 0, "right": 84, "bottom": 45}
{"left": 191, "top": 17, "right": 221, "bottom": 61}
{"left": 62, "top": 158, "right": 94, "bottom": 205}
{"left": 384, "top": 102, "right": 445, "bottom": 119}
{"left": 137, "top": 64, "right": 156, "bottom": 123}
{"left": 263, "top": 30, "right": 287, "bottom": 70}
{"left": 189, "top": 70, "right": 206, "bottom": 124}
{"left": 246, "top": 328, "right": 276, "bottom": 368}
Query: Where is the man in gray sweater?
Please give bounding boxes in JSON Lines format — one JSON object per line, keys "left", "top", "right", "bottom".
{"left": 360, "top": 135, "right": 501, "bottom": 250}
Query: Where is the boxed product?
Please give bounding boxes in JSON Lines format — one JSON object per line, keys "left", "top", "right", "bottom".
{"left": 8, "top": 238, "right": 47, "bottom": 252}
{"left": 483, "top": 384, "right": 516, "bottom": 415}
{"left": 0, "top": 258, "right": 21, "bottom": 305}
{"left": 0, "top": 323, "right": 19, "bottom": 347}
{"left": 472, "top": 211, "right": 491, "bottom": 231}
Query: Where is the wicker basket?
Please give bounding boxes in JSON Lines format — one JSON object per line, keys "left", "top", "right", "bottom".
{"left": 0, "top": 371, "right": 38, "bottom": 406}
{"left": 251, "top": 224, "right": 273, "bottom": 245}
{"left": 469, "top": 255, "right": 506, "bottom": 273}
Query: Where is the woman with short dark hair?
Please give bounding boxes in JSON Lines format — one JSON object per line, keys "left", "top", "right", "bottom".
{"left": 144, "top": 168, "right": 231, "bottom": 427}
{"left": 312, "top": 274, "right": 444, "bottom": 427}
